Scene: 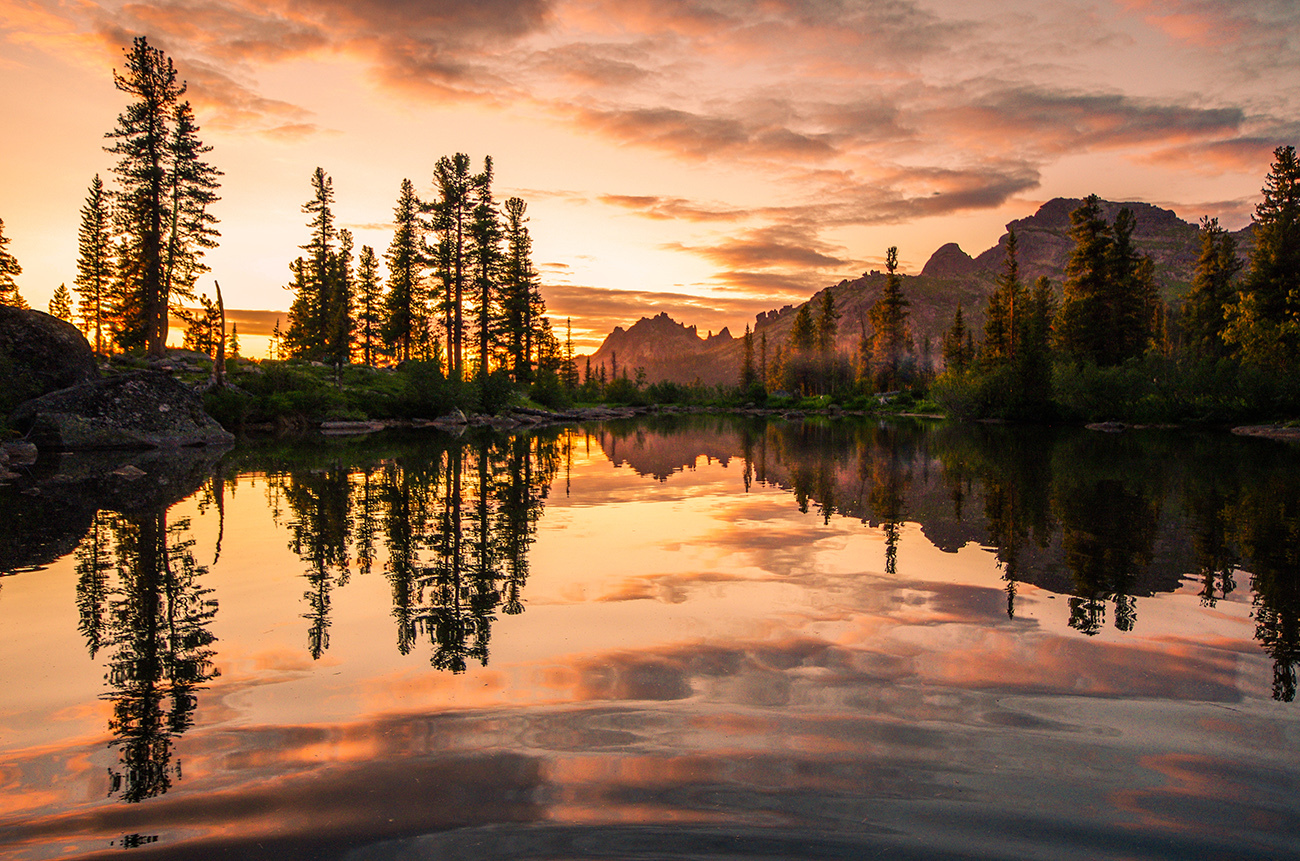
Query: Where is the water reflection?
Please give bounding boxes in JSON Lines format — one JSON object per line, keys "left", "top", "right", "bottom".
{"left": 265, "top": 432, "right": 559, "bottom": 671}
{"left": 53, "top": 469, "right": 223, "bottom": 803}
{"left": 594, "top": 416, "right": 1300, "bottom": 701}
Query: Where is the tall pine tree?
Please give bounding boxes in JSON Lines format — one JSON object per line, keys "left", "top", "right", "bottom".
{"left": 76, "top": 175, "right": 114, "bottom": 353}
{"left": 468, "top": 157, "right": 502, "bottom": 377}
{"left": 1224, "top": 145, "right": 1300, "bottom": 368}
{"left": 285, "top": 168, "right": 336, "bottom": 357}
{"left": 384, "top": 178, "right": 425, "bottom": 363}
{"left": 868, "top": 246, "right": 911, "bottom": 389}
{"left": 1182, "top": 217, "right": 1241, "bottom": 359}
{"left": 431, "top": 154, "right": 473, "bottom": 378}
{"left": 355, "top": 245, "right": 384, "bottom": 367}
{"left": 106, "top": 37, "right": 188, "bottom": 355}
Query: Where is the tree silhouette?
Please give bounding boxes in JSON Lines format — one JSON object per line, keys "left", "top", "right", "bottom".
{"left": 74, "top": 510, "right": 219, "bottom": 803}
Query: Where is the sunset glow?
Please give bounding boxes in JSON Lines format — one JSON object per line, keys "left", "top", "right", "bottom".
{"left": 1, "top": 0, "right": 1294, "bottom": 353}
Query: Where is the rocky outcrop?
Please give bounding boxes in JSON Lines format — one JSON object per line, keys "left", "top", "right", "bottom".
{"left": 11, "top": 370, "right": 234, "bottom": 450}
{"left": 0, "top": 305, "right": 99, "bottom": 415}
{"left": 921, "top": 242, "right": 977, "bottom": 279}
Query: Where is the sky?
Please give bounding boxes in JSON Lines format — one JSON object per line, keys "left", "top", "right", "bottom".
{"left": 2, "top": 0, "right": 1298, "bottom": 356}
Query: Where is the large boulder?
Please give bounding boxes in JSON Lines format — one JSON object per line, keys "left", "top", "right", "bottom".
{"left": 11, "top": 370, "right": 235, "bottom": 450}
{"left": 0, "top": 305, "right": 99, "bottom": 416}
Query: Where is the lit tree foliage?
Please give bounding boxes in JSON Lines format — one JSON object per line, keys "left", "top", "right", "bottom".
{"left": 1224, "top": 145, "right": 1300, "bottom": 368}
{"left": 76, "top": 175, "right": 114, "bottom": 352}
{"left": 0, "top": 216, "right": 26, "bottom": 308}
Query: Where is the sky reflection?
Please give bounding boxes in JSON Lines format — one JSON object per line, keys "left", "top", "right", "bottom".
{"left": 0, "top": 419, "right": 1296, "bottom": 860}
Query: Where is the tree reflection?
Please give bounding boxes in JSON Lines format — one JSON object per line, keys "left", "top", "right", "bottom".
{"left": 1232, "top": 464, "right": 1300, "bottom": 702}
{"left": 73, "top": 508, "right": 219, "bottom": 802}
{"left": 273, "top": 431, "right": 559, "bottom": 672}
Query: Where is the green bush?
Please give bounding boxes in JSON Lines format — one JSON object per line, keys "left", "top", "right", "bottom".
{"left": 395, "top": 361, "right": 462, "bottom": 418}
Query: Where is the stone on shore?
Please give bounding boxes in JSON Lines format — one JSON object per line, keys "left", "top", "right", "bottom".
{"left": 11, "top": 370, "right": 235, "bottom": 450}
{"left": 0, "top": 305, "right": 99, "bottom": 415}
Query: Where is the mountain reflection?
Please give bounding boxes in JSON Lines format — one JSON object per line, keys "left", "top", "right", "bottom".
{"left": 74, "top": 508, "right": 219, "bottom": 803}
{"left": 270, "top": 431, "right": 559, "bottom": 671}
{"left": 594, "top": 416, "right": 1300, "bottom": 701}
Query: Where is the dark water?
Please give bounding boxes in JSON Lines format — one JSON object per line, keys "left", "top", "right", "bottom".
{"left": 0, "top": 417, "right": 1297, "bottom": 860}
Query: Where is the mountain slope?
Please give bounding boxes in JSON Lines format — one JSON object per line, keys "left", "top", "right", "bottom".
{"left": 582, "top": 197, "right": 1252, "bottom": 386}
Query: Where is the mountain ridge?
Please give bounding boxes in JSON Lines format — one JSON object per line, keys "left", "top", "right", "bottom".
{"left": 580, "top": 197, "right": 1253, "bottom": 386}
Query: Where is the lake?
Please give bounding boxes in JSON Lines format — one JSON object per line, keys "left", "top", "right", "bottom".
{"left": 1, "top": 416, "right": 1297, "bottom": 860}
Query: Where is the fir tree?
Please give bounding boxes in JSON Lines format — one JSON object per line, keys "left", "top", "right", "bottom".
{"left": 326, "top": 228, "right": 354, "bottom": 371}
{"left": 49, "top": 283, "right": 74, "bottom": 322}
{"left": 1055, "top": 195, "right": 1112, "bottom": 364}
{"left": 383, "top": 179, "right": 425, "bottom": 362}
{"left": 285, "top": 168, "right": 336, "bottom": 356}
{"left": 355, "top": 245, "right": 383, "bottom": 367}
{"left": 868, "top": 246, "right": 911, "bottom": 389}
{"left": 468, "top": 157, "right": 502, "bottom": 376}
{"left": 162, "top": 101, "right": 221, "bottom": 312}
{"left": 1224, "top": 145, "right": 1300, "bottom": 368}
{"left": 741, "top": 323, "right": 757, "bottom": 391}
{"left": 982, "top": 228, "right": 1023, "bottom": 365}
{"left": 815, "top": 289, "right": 839, "bottom": 353}
{"left": 942, "top": 303, "right": 974, "bottom": 371}
{"left": 0, "top": 217, "right": 25, "bottom": 308}
{"left": 227, "top": 322, "right": 240, "bottom": 358}
{"left": 1180, "top": 219, "right": 1237, "bottom": 361}
{"left": 501, "top": 197, "right": 542, "bottom": 383}
{"left": 76, "top": 176, "right": 114, "bottom": 352}
{"left": 105, "top": 37, "right": 192, "bottom": 355}
{"left": 431, "top": 154, "right": 474, "bottom": 378}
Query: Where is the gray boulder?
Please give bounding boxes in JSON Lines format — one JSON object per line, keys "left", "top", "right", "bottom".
{"left": 11, "top": 370, "right": 234, "bottom": 450}
{"left": 0, "top": 305, "right": 99, "bottom": 415}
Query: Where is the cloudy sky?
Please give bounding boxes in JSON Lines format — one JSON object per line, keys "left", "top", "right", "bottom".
{"left": 2, "top": 0, "right": 1297, "bottom": 353}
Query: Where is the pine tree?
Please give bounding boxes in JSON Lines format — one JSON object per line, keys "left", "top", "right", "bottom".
{"left": 76, "top": 175, "right": 114, "bottom": 353}
{"left": 789, "top": 304, "right": 815, "bottom": 351}
{"left": 942, "top": 303, "right": 974, "bottom": 371}
{"left": 228, "top": 322, "right": 240, "bottom": 358}
{"left": 1055, "top": 195, "right": 1112, "bottom": 364}
{"left": 326, "top": 228, "right": 354, "bottom": 371}
{"left": 162, "top": 101, "right": 221, "bottom": 312}
{"left": 868, "top": 246, "right": 911, "bottom": 389}
{"left": 355, "top": 245, "right": 383, "bottom": 366}
{"left": 285, "top": 168, "right": 336, "bottom": 356}
{"left": 501, "top": 197, "right": 541, "bottom": 383}
{"left": 431, "top": 154, "right": 473, "bottom": 378}
{"left": 1055, "top": 199, "right": 1158, "bottom": 365}
{"left": 563, "top": 318, "right": 579, "bottom": 390}
{"left": 1224, "top": 145, "right": 1300, "bottom": 367}
{"left": 0, "top": 217, "right": 25, "bottom": 308}
{"left": 815, "top": 289, "right": 839, "bottom": 353}
{"left": 741, "top": 323, "right": 757, "bottom": 391}
{"left": 383, "top": 179, "right": 425, "bottom": 363}
{"left": 105, "top": 37, "right": 188, "bottom": 355}
{"left": 982, "top": 228, "right": 1023, "bottom": 365}
{"left": 49, "top": 283, "right": 74, "bottom": 322}
{"left": 468, "top": 157, "right": 502, "bottom": 376}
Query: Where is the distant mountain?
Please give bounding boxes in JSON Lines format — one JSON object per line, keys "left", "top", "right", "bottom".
{"left": 583, "top": 198, "right": 1254, "bottom": 386}
{"left": 585, "top": 312, "right": 735, "bottom": 385}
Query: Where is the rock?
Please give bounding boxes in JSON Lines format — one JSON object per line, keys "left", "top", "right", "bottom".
{"left": 11, "top": 370, "right": 235, "bottom": 450}
{"left": 0, "top": 445, "right": 228, "bottom": 573}
{"left": 320, "top": 420, "right": 386, "bottom": 435}
{"left": 0, "top": 305, "right": 99, "bottom": 416}
{"left": 2, "top": 441, "right": 37, "bottom": 465}
{"left": 920, "top": 242, "right": 977, "bottom": 279}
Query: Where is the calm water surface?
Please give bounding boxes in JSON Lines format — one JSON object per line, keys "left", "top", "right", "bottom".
{"left": 1, "top": 417, "right": 1297, "bottom": 860}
